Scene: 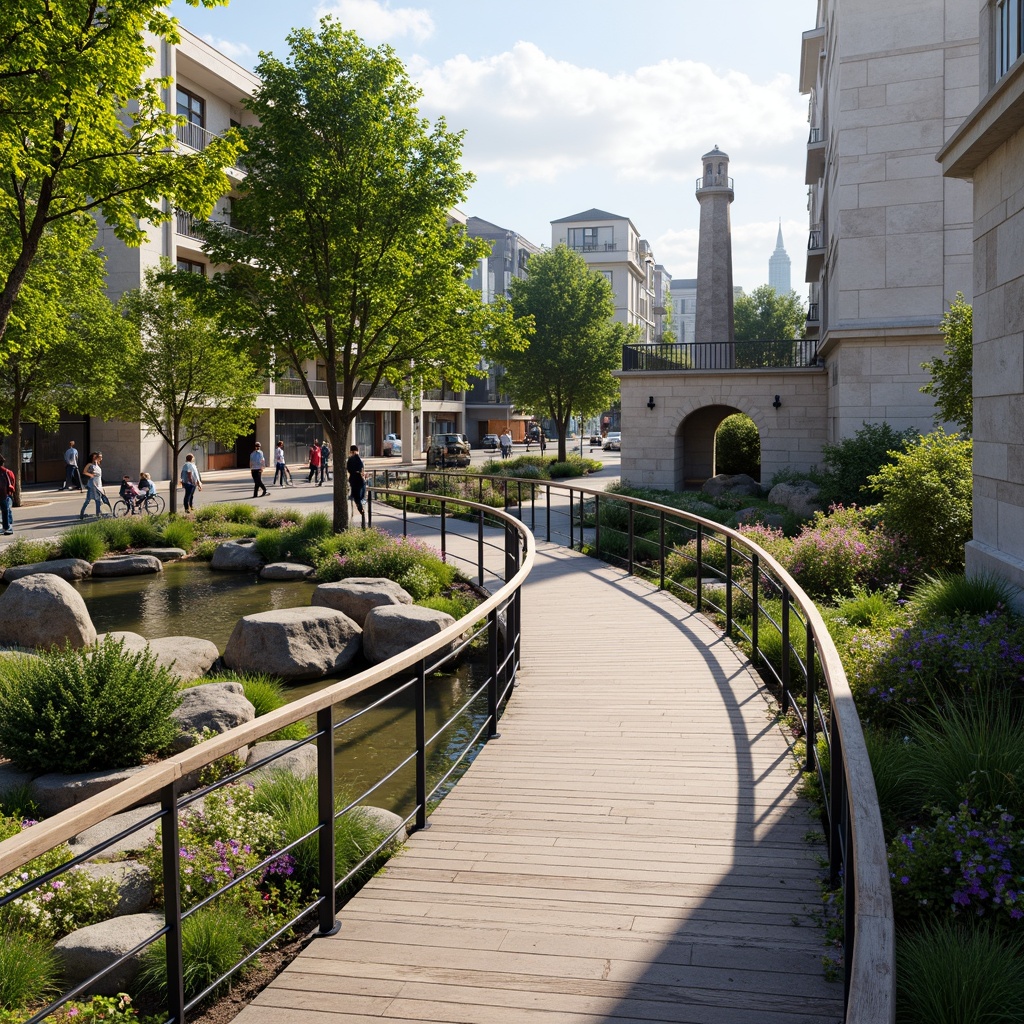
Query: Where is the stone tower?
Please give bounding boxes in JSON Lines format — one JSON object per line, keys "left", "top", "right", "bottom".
{"left": 768, "top": 220, "right": 792, "bottom": 294}
{"left": 694, "top": 146, "right": 735, "bottom": 367}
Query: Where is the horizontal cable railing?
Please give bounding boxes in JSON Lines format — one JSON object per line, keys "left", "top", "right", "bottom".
{"left": 622, "top": 339, "right": 820, "bottom": 371}
{"left": 368, "top": 468, "right": 894, "bottom": 1024}
{"left": 0, "top": 494, "right": 533, "bottom": 1024}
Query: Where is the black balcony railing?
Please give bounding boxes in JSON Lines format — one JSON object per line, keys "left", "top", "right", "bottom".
{"left": 808, "top": 227, "right": 824, "bottom": 251}
{"left": 622, "top": 339, "right": 819, "bottom": 371}
{"left": 695, "top": 174, "right": 734, "bottom": 190}
{"left": 807, "top": 302, "right": 820, "bottom": 322}
{"left": 808, "top": 126, "right": 823, "bottom": 144}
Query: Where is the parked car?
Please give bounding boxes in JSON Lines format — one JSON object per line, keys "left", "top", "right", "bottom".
{"left": 383, "top": 433, "right": 402, "bottom": 456}
{"left": 589, "top": 432, "right": 603, "bottom": 446}
{"left": 426, "top": 433, "right": 471, "bottom": 468}
{"left": 482, "top": 433, "right": 500, "bottom": 451}
{"left": 603, "top": 432, "right": 621, "bottom": 451}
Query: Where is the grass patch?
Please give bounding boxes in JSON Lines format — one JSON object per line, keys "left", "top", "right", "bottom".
{"left": 909, "top": 571, "right": 1021, "bottom": 622}
{"left": 57, "top": 523, "right": 107, "bottom": 562}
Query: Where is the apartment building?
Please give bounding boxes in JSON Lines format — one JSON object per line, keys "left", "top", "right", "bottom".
{"left": 670, "top": 278, "right": 698, "bottom": 345}
{"left": 939, "top": 0, "right": 1024, "bottom": 597}
{"left": 653, "top": 264, "right": 673, "bottom": 342}
{"left": 799, "top": 0, "right": 978, "bottom": 440}
{"left": 550, "top": 210, "right": 657, "bottom": 343}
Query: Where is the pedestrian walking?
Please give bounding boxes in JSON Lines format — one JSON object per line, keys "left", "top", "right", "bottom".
{"left": 250, "top": 442, "right": 268, "bottom": 497}
{"left": 79, "top": 452, "right": 111, "bottom": 518}
{"left": 499, "top": 430, "right": 512, "bottom": 459}
{"left": 0, "top": 454, "right": 12, "bottom": 535}
{"left": 307, "top": 440, "right": 322, "bottom": 483}
{"left": 180, "top": 453, "right": 202, "bottom": 513}
{"left": 1, "top": 457, "right": 13, "bottom": 533}
{"left": 346, "top": 444, "right": 365, "bottom": 518}
{"left": 61, "top": 441, "right": 82, "bottom": 491}
{"left": 319, "top": 440, "right": 331, "bottom": 485}
{"left": 539, "top": 431, "right": 547, "bottom": 455}
{"left": 273, "top": 440, "right": 289, "bottom": 487}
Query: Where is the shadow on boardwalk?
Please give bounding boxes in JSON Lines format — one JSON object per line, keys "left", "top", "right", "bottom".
{"left": 233, "top": 529, "right": 844, "bottom": 1024}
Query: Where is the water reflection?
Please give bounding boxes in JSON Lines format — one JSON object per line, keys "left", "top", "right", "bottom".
{"left": 75, "top": 562, "right": 490, "bottom": 816}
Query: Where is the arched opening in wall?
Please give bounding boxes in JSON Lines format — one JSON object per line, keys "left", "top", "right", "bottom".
{"left": 675, "top": 405, "right": 760, "bottom": 490}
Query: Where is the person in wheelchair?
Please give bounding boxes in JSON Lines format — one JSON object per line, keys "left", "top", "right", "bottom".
{"left": 119, "top": 475, "right": 142, "bottom": 513}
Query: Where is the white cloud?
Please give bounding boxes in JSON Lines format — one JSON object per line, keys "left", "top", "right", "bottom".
{"left": 200, "top": 35, "right": 254, "bottom": 64}
{"left": 314, "top": 0, "right": 434, "bottom": 44}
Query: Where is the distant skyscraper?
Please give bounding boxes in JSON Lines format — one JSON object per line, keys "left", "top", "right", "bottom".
{"left": 768, "top": 221, "right": 791, "bottom": 294}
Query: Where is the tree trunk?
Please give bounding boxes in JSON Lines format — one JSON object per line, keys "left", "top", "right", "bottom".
{"left": 11, "top": 385, "right": 24, "bottom": 508}
{"left": 169, "top": 446, "right": 180, "bottom": 515}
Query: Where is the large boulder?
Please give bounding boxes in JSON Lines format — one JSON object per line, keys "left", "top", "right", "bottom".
{"left": 69, "top": 804, "right": 161, "bottom": 861}
{"left": 311, "top": 578, "right": 414, "bottom": 628}
{"left": 0, "top": 573, "right": 96, "bottom": 649}
{"left": 260, "top": 562, "right": 315, "bottom": 581}
{"left": 78, "top": 860, "right": 154, "bottom": 916}
{"left": 30, "top": 766, "right": 149, "bottom": 818}
{"left": 55, "top": 912, "right": 164, "bottom": 995}
{"left": 170, "top": 681, "right": 255, "bottom": 751}
{"left": 210, "top": 539, "right": 263, "bottom": 572}
{"left": 245, "top": 740, "right": 317, "bottom": 784}
{"left": 147, "top": 636, "right": 220, "bottom": 682}
{"left": 362, "top": 605, "right": 457, "bottom": 665}
{"left": 223, "top": 607, "right": 362, "bottom": 681}
{"left": 736, "top": 507, "right": 786, "bottom": 529}
{"left": 133, "top": 547, "right": 187, "bottom": 562}
{"left": 3, "top": 558, "right": 93, "bottom": 583}
{"left": 90, "top": 554, "right": 163, "bottom": 578}
{"left": 702, "top": 473, "right": 761, "bottom": 498}
{"left": 768, "top": 480, "right": 822, "bottom": 520}
{"left": 96, "top": 631, "right": 149, "bottom": 653}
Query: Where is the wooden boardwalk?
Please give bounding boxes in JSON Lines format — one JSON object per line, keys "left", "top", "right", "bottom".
{"left": 235, "top": 538, "right": 843, "bottom": 1024}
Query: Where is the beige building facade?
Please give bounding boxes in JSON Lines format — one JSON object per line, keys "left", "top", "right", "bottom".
{"left": 939, "top": 0, "right": 1024, "bottom": 595}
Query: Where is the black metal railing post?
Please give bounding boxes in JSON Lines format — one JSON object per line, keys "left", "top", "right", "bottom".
{"left": 594, "top": 494, "right": 600, "bottom": 558}
{"left": 316, "top": 707, "right": 340, "bottom": 935}
{"left": 830, "top": 715, "right": 843, "bottom": 890}
{"left": 751, "top": 553, "right": 759, "bottom": 666}
{"left": 627, "top": 504, "right": 635, "bottom": 574}
{"left": 160, "top": 783, "right": 185, "bottom": 1024}
{"left": 659, "top": 512, "right": 666, "bottom": 590}
{"left": 805, "top": 623, "right": 816, "bottom": 772}
{"left": 545, "top": 484, "right": 551, "bottom": 543}
{"left": 725, "top": 535, "right": 733, "bottom": 636}
{"left": 402, "top": 493, "right": 408, "bottom": 536}
{"left": 487, "top": 609, "right": 499, "bottom": 738}
{"left": 478, "top": 510, "right": 485, "bottom": 586}
{"left": 781, "top": 590, "right": 791, "bottom": 715}
{"left": 414, "top": 658, "right": 428, "bottom": 832}
{"left": 695, "top": 524, "right": 704, "bottom": 612}
{"left": 440, "top": 496, "right": 447, "bottom": 556}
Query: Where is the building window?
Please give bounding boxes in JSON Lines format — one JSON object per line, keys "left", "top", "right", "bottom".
{"left": 599, "top": 270, "right": 612, "bottom": 286}
{"left": 176, "top": 87, "right": 205, "bottom": 127}
{"left": 567, "top": 226, "right": 613, "bottom": 251}
{"left": 176, "top": 258, "right": 205, "bottom": 276}
{"left": 998, "top": 0, "right": 1024, "bottom": 78}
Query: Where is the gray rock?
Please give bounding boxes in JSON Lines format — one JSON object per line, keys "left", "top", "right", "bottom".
{"left": 170, "top": 682, "right": 255, "bottom": 751}
{"left": 702, "top": 473, "right": 762, "bottom": 498}
{"left": 246, "top": 740, "right": 317, "bottom": 783}
{"left": 682, "top": 500, "right": 721, "bottom": 520}
{"left": 311, "top": 578, "right": 414, "bottom": 627}
{"left": 260, "top": 562, "right": 315, "bottom": 581}
{"left": 30, "top": 766, "right": 148, "bottom": 817}
{"left": 736, "top": 507, "right": 786, "bottom": 529}
{"left": 210, "top": 538, "right": 263, "bottom": 572}
{"left": 90, "top": 554, "right": 163, "bottom": 577}
{"left": 223, "top": 607, "right": 362, "bottom": 681}
{"left": 362, "top": 605, "right": 457, "bottom": 665}
{"left": 133, "top": 547, "right": 187, "bottom": 562}
{"left": 147, "top": 635, "right": 220, "bottom": 682}
{"left": 3, "top": 558, "right": 93, "bottom": 583}
{"left": 96, "top": 631, "right": 149, "bottom": 653}
{"left": 354, "top": 804, "right": 407, "bottom": 843}
{"left": 0, "top": 761, "right": 36, "bottom": 803}
{"left": 0, "top": 573, "right": 96, "bottom": 649}
{"left": 69, "top": 803, "right": 162, "bottom": 861}
{"left": 55, "top": 912, "right": 164, "bottom": 995}
{"left": 79, "top": 861, "right": 154, "bottom": 916}
{"left": 768, "top": 480, "right": 822, "bottom": 520}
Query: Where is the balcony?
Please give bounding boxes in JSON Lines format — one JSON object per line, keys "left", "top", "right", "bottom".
{"left": 175, "top": 210, "right": 246, "bottom": 242}
{"left": 805, "top": 126, "right": 825, "bottom": 184}
{"left": 799, "top": 26, "right": 826, "bottom": 94}
{"left": 622, "top": 339, "right": 819, "bottom": 371}
{"left": 805, "top": 225, "right": 826, "bottom": 283}
{"left": 805, "top": 302, "right": 820, "bottom": 338}
{"left": 695, "top": 174, "right": 734, "bottom": 192}
{"left": 175, "top": 121, "right": 246, "bottom": 172}
{"left": 273, "top": 378, "right": 401, "bottom": 400}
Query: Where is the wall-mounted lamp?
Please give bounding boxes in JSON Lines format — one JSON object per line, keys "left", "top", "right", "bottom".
{"left": 772, "top": 394, "right": 782, "bottom": 409}
{"left": 647, "top": 395, "right": 656, "bottom": 410}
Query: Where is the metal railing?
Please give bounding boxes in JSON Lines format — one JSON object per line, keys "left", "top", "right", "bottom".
{"left": 273, "top": 378, "right": 402, "bottom": 400}
{"left": 622, "top": 339, "right": 820, "bottom": 371}
{"left": 175, "top": 121, "right": 246, "bottom": 171}
{"left": 695, "top": 174, "right": 734, "bottom": 190}
{"left": 807, "top": 302, "right": 820, "bottom": 322}
{"left": 0, "top": 494, "right": 533, "bottom": 1024}
{"left": 368, "top": 469, "right": 895, "bottom": 1024}
{"left": 809, "top": 226, "right": 825, "bottom": 251}
{"left": 809, "top": 126, "right": 824, "bottom": 144}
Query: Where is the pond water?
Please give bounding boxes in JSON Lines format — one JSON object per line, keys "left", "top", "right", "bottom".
{"left": 74, "top": 562, "right": 489, "bottom": 818}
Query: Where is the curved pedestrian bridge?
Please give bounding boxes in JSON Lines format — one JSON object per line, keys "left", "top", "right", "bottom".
{"left": 236, "top": 537, "right": 842, "bottom": 1023}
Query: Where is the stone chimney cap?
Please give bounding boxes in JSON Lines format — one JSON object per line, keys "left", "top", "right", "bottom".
{"left": 702, "top": 145, "right": 729, "bottom": 160}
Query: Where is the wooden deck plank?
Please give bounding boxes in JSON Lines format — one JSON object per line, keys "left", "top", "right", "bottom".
{"left": 233, "top": 536, "right": 843, "bottom": 1024}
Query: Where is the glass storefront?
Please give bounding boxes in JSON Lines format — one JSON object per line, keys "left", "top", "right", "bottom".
{"left": 5, "top": 414, "right": 90, "bottom": 486}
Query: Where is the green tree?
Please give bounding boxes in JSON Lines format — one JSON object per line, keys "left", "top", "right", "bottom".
{"left": 0, "top": 223, "right": 126, "bottom": 504}
{"left": 495, "top": 245, "right": 634, "bottom": 461}
{"left": 113, "top": 263, "right": 262, "bottom": 514}
{"left": 199, "top": 20, "right": 520, "bottom": 529}
{"left": 734, "top": 285, "right": 805, "bottom": 366}
{"left": 0, "top": 0, "right": 240, "bottom": 343}
{"left": 715, "top": 414, "right": 760, "bottom": 477}
{"left": 921, "top": 292, "right": 972, "bottom": 434}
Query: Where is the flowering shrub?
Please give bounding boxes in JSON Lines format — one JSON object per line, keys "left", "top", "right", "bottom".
{"left": 889, "top": 803, "right": 1024, "bottom": 927}
{"left": 846, "top": 611, "right": 1024, "bottom": 725}
{"left": 781, "top": 505, "right": 915, "bottom": 600}
{"left": 0, "top": 817, "right": 118, "bottom": 939}
{"left": 0, "top": 994, "right": 144, "bottom": 1024}
{"left": 314, "top": 528, "right": 456, "bottom": 591}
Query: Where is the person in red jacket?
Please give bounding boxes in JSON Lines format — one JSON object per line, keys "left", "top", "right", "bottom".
{"left": 0, "top": 454, "right": 13, "bottom": 535}
{"left": 307, "top": 440, "right": 322, "bottom": 483}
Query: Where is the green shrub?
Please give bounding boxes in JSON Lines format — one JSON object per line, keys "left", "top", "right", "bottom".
{"left": 909, "top": 571, "right": 1020, "bottom": 622}
{"left": 867, "top": 429, "right": 972, "bottom": 572}
{"left": 419, "top": 593, "right": 478, "bottom": 620}
{"left": 219, "top": 503, "right": 257, "bottom": 524}
{"left": 125, "top": 516, "right": 163, "bottom": 548}
{"left": 0, "top": 925, "right": 58, "bottom": 1011}
{"left": 896, "top": 922, "right": 1024, "bottom": 1024}
{"left": 193, "top": 539, "right": 218, "bottom": 561}
{"left": 57, "top": 523, "right": 107, "bottom": 562}
{"left": 161, "top": 519, "right": 196, "bottom": 551}
{"left": 93, "top": 516, "right": 133, "bottom": 551}
{"left": 314, "top": 529, "right": 456, "bottom": 591}
{"left": 715, "top": 413, "right": 760, "bottom": 477}
{"left": 0, "top": 538, "right": 58, "bottom": 568}
{"left": 817, "top": 421, "right": 915, "bottom": 508}
{"left": 0, "top": 637, "right": 181, "bottom": 772}
{"left": 200, "top": 672, "right": 310, "bottom": 742}
{"left": 862, "top": 726, "right": 916, "bottom": 840}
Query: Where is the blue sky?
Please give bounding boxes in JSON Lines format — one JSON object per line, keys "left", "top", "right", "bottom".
{"left": 172, "top": 0, "right": 815, "bottom": 293}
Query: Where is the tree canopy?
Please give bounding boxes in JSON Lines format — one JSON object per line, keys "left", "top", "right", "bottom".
{"left": 921, "top": 291, "right": 972, "bottom": 435}
{"left": 0, "top": 0, "right": 240, "bottom": 342}
{"left": 113, "top": 263, "right": 262, "bottom": 514}
{"left": 199, "top": 19, "right": 521, "bottom": 528}
{"left": 733, "top": 285, "right": 806, "bottom": 341}
{"left": 494, "top": 245, "right": 634, "bottom": 461}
